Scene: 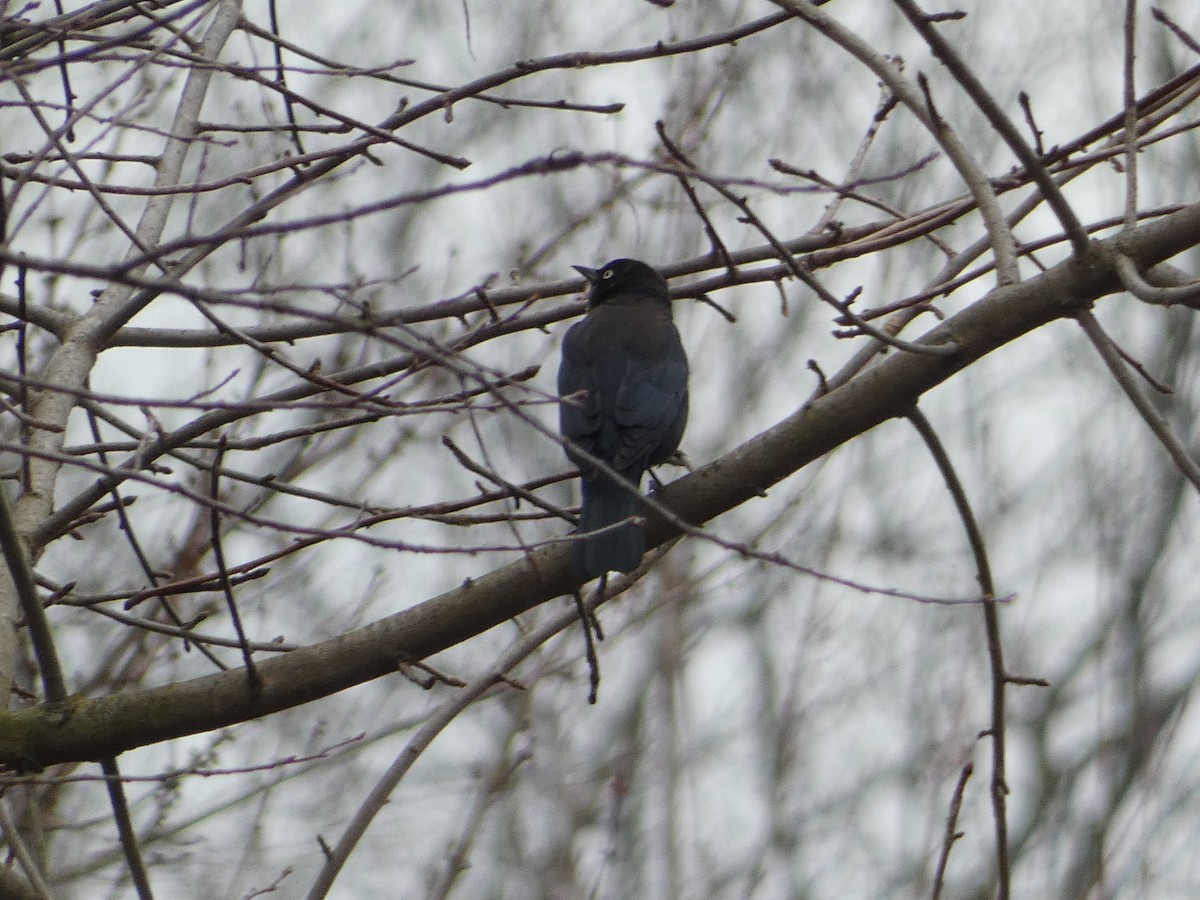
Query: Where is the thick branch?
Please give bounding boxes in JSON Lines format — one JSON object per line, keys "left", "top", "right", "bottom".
{"left": 1, "top": 202, "right": 1198, "bottom": 767}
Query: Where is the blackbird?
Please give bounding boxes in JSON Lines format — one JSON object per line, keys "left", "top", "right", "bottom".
{"left": 558, "top": 258, "right": 689, "bottom": 578}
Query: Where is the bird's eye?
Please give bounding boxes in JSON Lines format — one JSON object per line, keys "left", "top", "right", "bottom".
{"left": 601, "top": 269, "right": 614, "bottom": 279}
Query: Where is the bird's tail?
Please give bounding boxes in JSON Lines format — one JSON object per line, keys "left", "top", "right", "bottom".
{"left": 573, "top": 475, "right": 643, "bottom": 578}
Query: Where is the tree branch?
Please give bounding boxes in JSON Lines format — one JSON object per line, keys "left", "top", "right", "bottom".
{"left": 1, "top": 201, "right": 1197, "bottom": 768}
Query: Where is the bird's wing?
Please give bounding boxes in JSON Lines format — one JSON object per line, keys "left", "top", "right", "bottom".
{"left": 559, "top": 314, "right": 688, "bottom": 473}
{"left": 557, "top": 322, "right": 601, "bottom": 453}
{"left": 612, "top": 342, "right": 688, "bottom": 471}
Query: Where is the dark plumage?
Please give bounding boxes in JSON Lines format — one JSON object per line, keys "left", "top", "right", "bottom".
{"left": 558, "top": 258, "right": 689, "bottom": 578}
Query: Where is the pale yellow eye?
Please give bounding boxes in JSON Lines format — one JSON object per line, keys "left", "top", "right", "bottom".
{"left": 601, "top": 269, "right": 614, "bottom": 279}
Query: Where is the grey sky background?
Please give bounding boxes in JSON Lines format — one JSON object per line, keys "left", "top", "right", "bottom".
{"left": 3, "top": 1, "right": 1200, "bottom": 897}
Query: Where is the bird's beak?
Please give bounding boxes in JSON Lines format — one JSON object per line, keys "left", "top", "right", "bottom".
{"left": 573, "top": 265, "right": 600, "bottom": 284}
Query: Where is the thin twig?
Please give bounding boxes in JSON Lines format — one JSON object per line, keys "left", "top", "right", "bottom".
{"left": 931, "top": 761, "right": 973, "bottom": 900}
{"left": 906, "top": 407, "right": 1012, "bottom": 899}
{"left": 1151, "top": 7, "right": 1200, "bottom": 55}
{"left": 0, "top": 799, "right": 54, "bottom": 900}
{"left": 82, "top": 404, "right": 228, "bottom": 667}
{"left": 572, "top": 586, "right": 602, "bottom": 704}
{"left": 99, "top": 757, "right": 155, "bottom": 900}
{"left": 1113, "top": 252, "right": 1200, "bottom": 308}
{"left": 770, "top": 0, "right": 1021, "bottom": 286}
{"left": 210, "top": 437, "right": 261, "bottom": 688}
{"left": 1124, "top": 0, "right": 1140, "bottom": 233}
{"left": 0, "top": 486, "right": 66, "bottom": 703}
{"left": 1076, "top": 310, "right": 1200, "bottom": 494}
{"left": 655, "top": 120, "right": 958, "bottom": 357}
{"left": 891, "top": 0, "right": 1091, "bottom": 258}
{"left": 266, "top": 0, "right": 306, "bottom": 159}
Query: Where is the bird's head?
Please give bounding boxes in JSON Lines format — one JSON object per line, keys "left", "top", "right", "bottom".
{"left": 573, "top": 258, "right": 669, "bottom": 308}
